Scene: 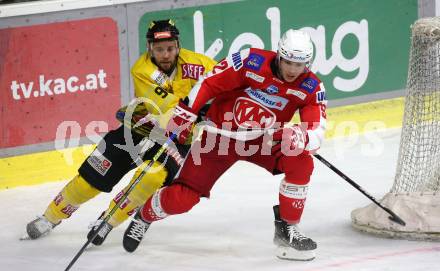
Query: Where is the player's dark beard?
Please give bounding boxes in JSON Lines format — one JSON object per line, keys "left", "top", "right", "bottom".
{"left": 152, "top": 57, "right": 177, "bottom": 76}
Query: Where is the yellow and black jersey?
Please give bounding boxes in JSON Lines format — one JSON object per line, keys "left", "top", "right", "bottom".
{"left": 131, "top": 48, "right": 216, "bottom": 121}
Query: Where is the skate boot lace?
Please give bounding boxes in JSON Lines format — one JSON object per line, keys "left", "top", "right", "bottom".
{"left": 287, "top": 224, "right": 307, "bottom": 243}
{"left": 127, "top": 218, "right": 149, "bottom": 242}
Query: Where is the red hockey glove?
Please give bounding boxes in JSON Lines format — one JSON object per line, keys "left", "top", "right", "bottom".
{"left": 271, "top": 125, "right": 308, "bottom": 156}
{"left": 166, "top": 100, "right": 198, "bottom": 144}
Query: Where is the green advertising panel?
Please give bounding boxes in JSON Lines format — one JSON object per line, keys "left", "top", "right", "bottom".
{"left": 138, "top": 0, "right": 417, "bottom": 100}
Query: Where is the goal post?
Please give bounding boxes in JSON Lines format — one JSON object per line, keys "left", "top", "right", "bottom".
{"left": 351, "top": 17, "right": 440, "bottom": 241}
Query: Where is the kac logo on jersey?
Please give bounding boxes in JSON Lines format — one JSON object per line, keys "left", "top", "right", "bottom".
{"left": 300, "top": 78, "right": 318, "bottom": 93}
{"left": 245, "top": 88, "right": 288, "bottom": 110}
{"left": 266, "top": 85, "right": 278, "bottom": 94}
{"left": 233, "top": 97, "right": 276, "bottom": 129}
{"left": 244, "top": 53, "right": 265, "bottom": 71}
{"left": 231, "top": 52, "right": 243, "bottom": 71}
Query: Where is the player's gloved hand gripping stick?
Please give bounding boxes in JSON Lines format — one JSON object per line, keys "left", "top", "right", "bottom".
{"left": 165, "top": 100, "right": 198, "bottom": 144}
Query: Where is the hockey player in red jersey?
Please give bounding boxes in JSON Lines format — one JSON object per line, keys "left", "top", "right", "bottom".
{"left": 123, "top": 29, "right": 327, "bottom": 261}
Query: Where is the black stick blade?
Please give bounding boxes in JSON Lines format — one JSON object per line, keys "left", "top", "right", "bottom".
{"left": 388, "top": 215, "right": 406, "bottom": 226}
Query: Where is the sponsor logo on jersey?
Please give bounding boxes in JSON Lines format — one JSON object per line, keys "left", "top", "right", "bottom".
{"left": 181, "top": 63, "right": 205, "bottom": 80}
{"left": 286, "top": 52, "right": 308, "bottom": 62}
{"left": 151, "top": 70, "right": 168, "bottom": 86}
{"left": 292, "top": 199, "right": 306, "bottom": 209}
{"left": 233, "top": 97, "right": 276, "bottom": 129}
{"left": 316, "top": 90, "right": 327, "bottom": 103}
{"left": 244, "top": 53, "right": 265, "bottom": 71}
{"left": 280, "top": 181, "right": 308, "bottom": 199}
{"left": 114, "top": 191, "right": 124, "bottom": 204}
{"left": 272, "top": 77, "right": 284, "bottom": 84}
{"left": 245, "top": 88, "right": 288, "bottom": 110}
{"left": 127, "top": 208, "right": 137, "bottom": 216}
{"left": 54, "top": 192, "right": 63, "bottom": 206}
{"left": 174, "top": 106, "right": 197, "bottom": 121}
{"left": 87, "top": 151, "right": 112, "bottom": 176}
{"left": 300, "top": 78, "right": 318, "bottom": 93}
{"left": 287, "top": 89, "right": 307, "bottom": 100}
{"left": 231, "top": 52, "right": 243, "bottom": 71}
{"left": 61, "top": 204, "right": 78, "bottom": 217}
{"left": 119, "top": 199, "right": 130, "bottom": 209}
{"left": 113, "top": 190, "right": 131, "bottom": 209}
{"left": 151, "top": 191, "right": 168, "bottom": 219}
{"left": 245, "top": 71, "right": 265, "bottom": 83}
{"left": 266, "top": 85, "right": 278, "bottom": 94}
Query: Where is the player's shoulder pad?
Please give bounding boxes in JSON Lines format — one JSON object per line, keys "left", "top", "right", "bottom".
{"left": 224, "top": 48, "right": 251, "bottom": 71}
{"left": 298, "top": 72, "right": 322, "bottom": 94}
{"left": 242, "top": 48, "right": 273, "bottom": 72}
{"left": 131, "top": 52, "right": 150, "bottom": 74}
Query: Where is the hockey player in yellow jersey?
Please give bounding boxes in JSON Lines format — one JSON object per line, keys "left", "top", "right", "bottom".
{"left": 25, "top": 19, "right": 216, "bottom": 244}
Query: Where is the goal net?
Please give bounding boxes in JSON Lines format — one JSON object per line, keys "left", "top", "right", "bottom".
{"left": 351, "top": 17, "right": 440, "bottom": 240}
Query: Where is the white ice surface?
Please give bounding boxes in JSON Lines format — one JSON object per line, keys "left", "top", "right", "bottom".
{"left": 1, "top": 128, "right": 439, "bottom": 271}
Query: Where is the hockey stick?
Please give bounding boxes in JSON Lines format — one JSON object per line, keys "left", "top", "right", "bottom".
{"left": 313, "top": 153, "right": 406, "bottom": 226}
{"left": 64, "top": 132, "right": 178, "bottom": 271}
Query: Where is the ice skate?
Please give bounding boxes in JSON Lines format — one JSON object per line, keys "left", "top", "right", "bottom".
{"left": 87, "top": 212, "right": 113, "bottom": 246}
{"left": 273, "top": 205, "right": 317, "bottom": 261}
{"left": 25, "top": 216, "right": 58, "bottom": 240}
{"left": 123, "top": 210, "right": 151, "bottom": 252}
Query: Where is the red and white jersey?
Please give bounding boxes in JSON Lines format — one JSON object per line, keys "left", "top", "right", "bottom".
{"left": 187, "top": 48, "right": 327, "bottom": 152}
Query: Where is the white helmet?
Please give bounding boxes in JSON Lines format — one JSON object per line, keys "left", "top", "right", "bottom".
{"left": 277, "top": 29, "right": 313, "bottom": 65}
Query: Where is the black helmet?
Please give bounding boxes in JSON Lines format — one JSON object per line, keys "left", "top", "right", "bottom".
{"left": 146, "top": 19, "right": 180, "bottom": 43}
